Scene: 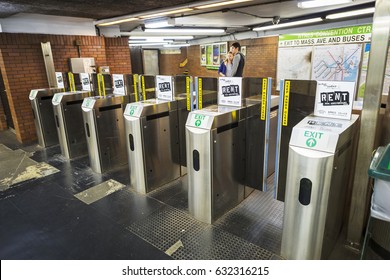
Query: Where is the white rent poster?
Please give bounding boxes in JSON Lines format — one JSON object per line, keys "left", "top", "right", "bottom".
{"left": 314, "top": 81, "right": 355, "bottom": 120}
{"left": 156, "top": 75, "right": 174, "bottom": 101}
{"left": 80, "top": 73, "right": 91, "bottom": 91}
{"left": 112, "top": 74, "right": 125, "bottom": 95}
{"left": 55, "top": 72, "right": 65, "bottom": 89}
{"left": 218, "top": 77, "right": 242, "bottom": 107}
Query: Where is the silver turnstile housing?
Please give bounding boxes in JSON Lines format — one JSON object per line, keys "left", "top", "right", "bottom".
{"left": 52, "top": 91, "right": 90, "bottom": 159}
{"left": 82, "top": 94, "right": 129, "bottom": 173}
{"left": 124, "top": 99, "right": 180, "bottom": 194}
{"left": 186, "top": 105, "right": 247, "bottom": 224}
{"left": 281, "top": 114, "right": 359, "bottom": 259}
{"left": 30, "top": 88, "right": 64, "bottom": 147}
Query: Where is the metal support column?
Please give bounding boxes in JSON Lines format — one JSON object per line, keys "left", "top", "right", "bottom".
{"left": 347, "top": 0, "right": 390, "bottom": 246}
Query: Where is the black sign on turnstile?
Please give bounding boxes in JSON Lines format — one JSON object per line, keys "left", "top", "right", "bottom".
{"left": 274, "top": 79, "right": 317, "bottom": 201}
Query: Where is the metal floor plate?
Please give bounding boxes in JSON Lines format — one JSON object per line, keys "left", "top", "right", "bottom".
{"left": 126, "top": 205, "right": 274, "bottom": 260}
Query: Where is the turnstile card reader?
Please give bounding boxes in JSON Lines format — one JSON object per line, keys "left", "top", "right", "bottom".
{"left": 275, "top": 79, "right": 317, "bottom": 201}
{"left": 281, "top": 114, "right": 359, "bottom": 260}
{"left": 82, "top": 94, "right": 129, "bottom": 173}
{"left": 124, "top": 99, "right": 180, "bottom": 194}
{"left": 52, "top": 91, "right": 90, "bottom": 159}
{"left": 30, "top": 88, "right": 64, "bottom": 147}
{"left": 186, "top": 105, "right": 246, "bottom": 224}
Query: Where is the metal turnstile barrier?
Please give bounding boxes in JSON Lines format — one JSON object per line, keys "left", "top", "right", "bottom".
{"left": 275, "top": 79, "right": 317, "bottom": 201}
{"left": 186, "top": 77, "right": 274, "bottom": 224}
{"left": 139, "top": 75, "right": 156, "bottom": 101}
{"left": 30, "top": 88, "right": 65, "bottom": 147}
{"left": 52, "top": 91, "right": 90, "bottom": 159}
{"left": 281, "top": 114, "right": 359, "bottom": 259}
{"left": 82, "top": 94, "right": 129, "bottom": 173}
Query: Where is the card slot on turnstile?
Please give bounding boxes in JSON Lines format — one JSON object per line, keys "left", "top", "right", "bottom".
{"left": 85, "top": 123, "right": 90, "bottom": 137}
{"left": 146, "top": 111, "right": 170, "bottom": 121}
{"left": 193, "top": 150, "right": 200, "bottom": 171}
{"left": 40, "top": 96, "right": 53, "bottom": 100}
{"left": 299, "top": 178, "right": 312, "bottom": 206}
{"left": 98, "top": 104, "right": 122, "bottom": 112}
{"left": 66, "top": 99, "right": 84, "bottom": 106}
{"left": 216, "top": 122, "right": 238, "bottom": 134}
{"left": 129, "top": 134, "right": 134, "bottom": 151}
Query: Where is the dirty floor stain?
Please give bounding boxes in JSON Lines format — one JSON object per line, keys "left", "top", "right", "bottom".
{"left": 74, "top": 179, "right": 126, "bottom": 204}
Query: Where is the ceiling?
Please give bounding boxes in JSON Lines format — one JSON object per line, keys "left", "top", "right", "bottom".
{"left": 0, "top": 0, "right": 376, "bottom": 43}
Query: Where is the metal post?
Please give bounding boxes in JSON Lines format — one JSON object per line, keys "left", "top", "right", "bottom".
{"left": 347, "top": 0, "right": 390, "bottom": 246}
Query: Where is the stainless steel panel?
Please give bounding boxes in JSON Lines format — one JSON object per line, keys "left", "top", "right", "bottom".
{"left": 141, "top": 109, "right": 180, "bottom": 192}
{"left": 281, "top": 146, "right": 334, "bottom": 260}
{"left": 348, "top": 0, "right": 390, "bottom": 246}
{"left": 125, "top": 117, "right": 147, "bottom": 194}
{"left": 187, "top": 126, "right": 213, "bottom": 224}
{"left": 267, "top": 108, "right": 278, "bottom": 177}
{"left": 211, "top": 121, "right": 245, "bottom": 221}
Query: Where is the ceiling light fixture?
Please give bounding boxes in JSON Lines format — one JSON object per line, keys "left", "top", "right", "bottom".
{"left": 129, "top": 35, "right": 194, "bottom": 40}
{"left": 144, "top": 18, "right": 175, "bottom": 28}
{"left": 326, "top": 7, "right": 375, "bottom": 19}
{"left": 297, "top": 0, "right": 354, "bottom": 9}
{"left": 128, "top": 40, "right": 174, "bottom": 43}
{"left": 129, "top": 42, "right": 165, "bottom": 47}
{"left": 253, "top": 17, "right": 323, "bottom": 31}
{"left": 97, "top": 17, "right": 139, "bottom": 26}
{"left": 144, "top": 28, "right": 225, "bottom": 34}
{"left": 163, "top": 43, "right": 190, "bottom": 48}
{"left": 140, "top": 8, "right": 193, "bottom": 19}
{"left": 196, "top": 0, "right": 253, "bottom": 9}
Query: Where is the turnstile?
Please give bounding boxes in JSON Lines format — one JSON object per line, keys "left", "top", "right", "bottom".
{"left": 281, "top": 114, "right": 359, "bottom": 260}
{"left": 139, "top": 75, "right": 156, "bottom": 101}
{"left": 82, "top": 94, "right": 129, "bottom": 173}
{"left": 91, "top": 73, "right": 113, "bottom": 96}
{"left": 275, "top": 79, "right": 317, "bottom": 201}
{"left": 186, "top": 77, "right": 274, "bottom": 224}
{"left": 52, "top": 91, "right": 90, "bottom": 159}
{"left": 30, "top": 88, "right": 65, "bottom": 147}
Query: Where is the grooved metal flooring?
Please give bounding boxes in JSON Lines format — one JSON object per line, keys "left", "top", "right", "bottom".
{"left": 126, "top": 205, "right": 274, "bottom": 260}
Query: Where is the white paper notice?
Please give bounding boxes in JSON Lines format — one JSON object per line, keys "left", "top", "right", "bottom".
{"left": 314, "top": 81, "right": 355, "bottom": 120}
{"left": 113, "top": 74, "right": 125, "bottom": 95}
{"left": 218, "top": 77, "right": 242, "bottom": 107}
{"left": 55, "top": 72, "right": 65, "bottom": 89}
{"left": 80, "top": 73, "right": 91, "bottom": 91}
{"left": 156, "top": 75, "right": 174, "bottom": 101}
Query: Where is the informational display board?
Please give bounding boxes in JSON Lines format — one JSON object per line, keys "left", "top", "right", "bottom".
{"left": 124, "top": 103, "right": 144, "bottom": 118}
{"left": 55, "top": 72, "right": 65, "bottom": 89}
{"left": 156, "top": 75, "right": 174, "bottom": 101}
{"left": 218, "top": 77, "right": 242, "bottom": 107}
{"left": 314, "top": 81, "right": 355, "bottom": 120}
{"left": 80, "top": 73, "right": 91, "bottom": 91}
{"left": 81, "top": 98, "right": 96, "bottom": 110}
{"left": 112, "top": 74, "right": 125, "bottom": 95}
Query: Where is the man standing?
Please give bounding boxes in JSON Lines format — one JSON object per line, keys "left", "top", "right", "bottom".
{"left": 230, "top": 42, "right": 245, "bottom": 77}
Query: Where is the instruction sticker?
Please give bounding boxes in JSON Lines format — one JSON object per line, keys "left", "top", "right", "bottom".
{"left": 189, "top": 113, "right": 211, "bottom": 129}
{"left": 113, "top": 74, "right": 125, "bottom": 95}
{"left": 197, "top": 78, "right": 203, "bottom": 109}
{"left": 55, "top": 72, "right": 65, "bottom": 89}
{"left": 156, "top": 75, "right": 174, "bottom": 101}
{"left": 80, "top": 73, "right": 91, "bottom": 91}
{"left": 186, "top": 76, "right": 191, "bottom": 111}
{"left": 124, "top": 103, "right": 144, "bottom": 118}
{"left": 260, "top": 78, "right": 268, "bottom": 120}
{"left": 29, "top": 90, "right": 38, "bottom": 100}
{"left": 52, "top": 93, "right": 64, "bottom": 106}
{"left": 295, "top": 128, "right": 331, "bottom": 151}
{"left": 81, "top": 98, "right": 96, "bottom": 110}
{"left": 218, "top": 77, "right": 242, "bottom": 107}
{"left": 282, "top": 80, "right": 291, "bottom": 126}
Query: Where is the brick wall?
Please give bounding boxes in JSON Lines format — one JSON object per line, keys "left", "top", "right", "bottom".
{"left": 159, "top": 48, "right": 188, "bottom": 76}
{"left": 160, "top": 36, "right": 279, "bottom": 88}
{"left": 0, "top": 33, "right": 131, "bottom": 143}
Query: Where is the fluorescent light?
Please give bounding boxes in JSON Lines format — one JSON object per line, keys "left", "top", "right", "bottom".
{"left": 144, "top": 28, "right": 225, "bottom": 34}
{"left": 253, "top": 17, "right": 323, "bottom": 31}
{"left": 163, "top": 44, "right": 190, "bottom": 48}
{"left": 326, "top": 7, "right": 375, "bottom": 19}
{"left": 297, "top": 0, "right": 353, "bottom": 9}
{"left": 129, "top": 42, "right": 165, "bottom": 47}
{"left": 129, "top": 40, "right": 173, "bottom": 43}
{"left": 129, "top": 35, "right": 194, "bottom": 40}
{"left": 196, "top": 0, "right": 252, "bottom": 9}
{"left": 97, "top": 18, "right": 138, "bottom": 26}
{"left": 144, "top": 18, "right": 175, "bottom": 28}
{"left": 140, "top": 8, "right": 193, "bottom": 19}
